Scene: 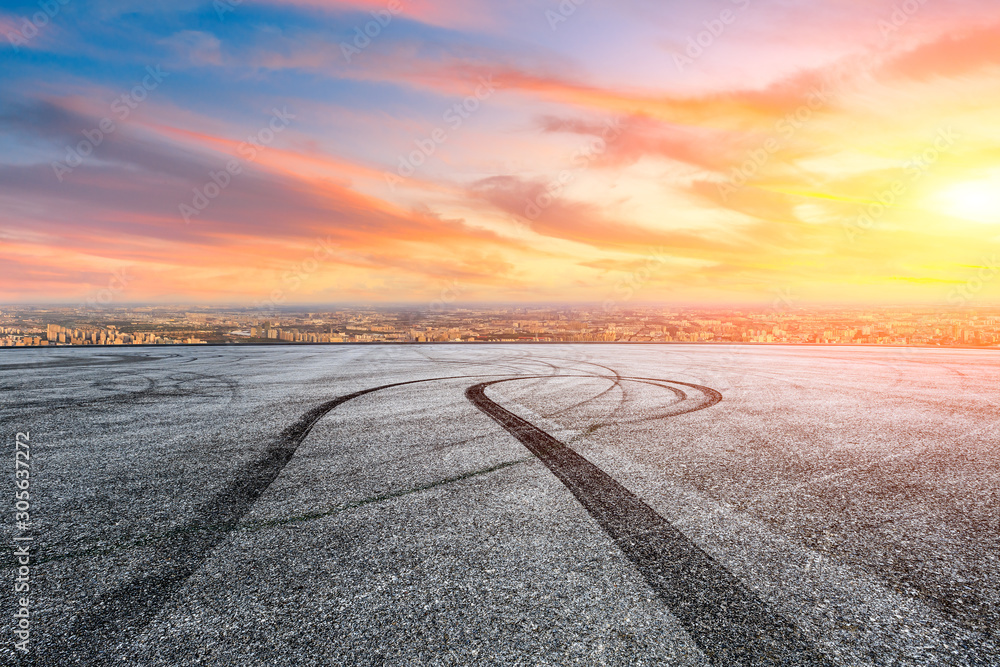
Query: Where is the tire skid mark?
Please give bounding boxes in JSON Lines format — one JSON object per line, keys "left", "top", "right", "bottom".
{"left": 491, "top": 353, "right": 632, "bottom": 423}
{"left": 45, "top": 370, "right": 624, "bottom": 662}
{"left": 413, "top": 347, "right": 539, "bottom": 378}
{"left": 540, "top": 375, "right": 624, "bottom": 419}
{"left": 528, "top": 353, "right": 630, "bottom": 418}
{"left": 46, "top": 370, "right": 817, "bottom": 666}
{"left": 44, "top": 374, "right": 478, "bottom": 665}
{"left": 467, "top": 378, "right": 834, "bottom": 667}
{"left": 538, "top": 378, "right": 687, "bottom": 429}
{"left": 0, "top": 352, "right": 176, "bottom": 372}
{"left": 8, "top": 370, "right": 240, "bottom": 417}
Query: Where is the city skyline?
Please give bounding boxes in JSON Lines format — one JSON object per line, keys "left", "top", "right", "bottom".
{"left": 3, "top": 303, "right": 999, "bottom": 349}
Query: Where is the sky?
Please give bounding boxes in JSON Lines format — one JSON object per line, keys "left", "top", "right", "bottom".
{"left": 1, "top": 0, "right": 999, "bottom": 307}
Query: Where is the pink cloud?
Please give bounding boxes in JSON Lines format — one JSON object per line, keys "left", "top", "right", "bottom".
{"left": 252, "top": 0, "right": 511, "bottom": 30}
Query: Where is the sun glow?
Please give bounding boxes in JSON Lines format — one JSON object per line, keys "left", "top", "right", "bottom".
{"left": 936, "top": 176, "right": 1000, "bottom": 225}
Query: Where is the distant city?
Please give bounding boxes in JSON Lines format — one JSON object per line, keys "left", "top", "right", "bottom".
{"left": 1, "top": 304, "right": 999, "bottom": 349}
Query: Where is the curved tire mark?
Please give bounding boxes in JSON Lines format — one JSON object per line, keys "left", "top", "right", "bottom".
{"left": 49, "top": 371, "right": 819, "bottom": 666}
{"left": 46, "top": 375, "right": 477, "bottom": 665}
{"left": 466, "top": 377, "right": 833, "bottom": 667}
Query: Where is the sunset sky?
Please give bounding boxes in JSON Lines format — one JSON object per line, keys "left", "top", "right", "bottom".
{"left": 2, "top": 0, "right": 999, "bottom": 306}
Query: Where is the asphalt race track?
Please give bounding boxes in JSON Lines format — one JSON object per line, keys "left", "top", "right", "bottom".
{"left": 2, "top": 344, "right": 998, "bottom": 665}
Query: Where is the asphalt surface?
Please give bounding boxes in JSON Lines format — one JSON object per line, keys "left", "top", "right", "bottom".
{"left": 1, "top": 344, "right": 998, "bottom": 665}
